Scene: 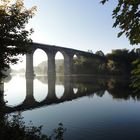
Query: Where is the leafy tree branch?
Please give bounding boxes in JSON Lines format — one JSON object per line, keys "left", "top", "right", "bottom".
{"left": 101, "top": 0, "right": 140, "bottom": 45}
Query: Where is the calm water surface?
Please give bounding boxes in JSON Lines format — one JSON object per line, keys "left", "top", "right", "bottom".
{"left": 3, "top": 75, "right": 140, "bottom": 140}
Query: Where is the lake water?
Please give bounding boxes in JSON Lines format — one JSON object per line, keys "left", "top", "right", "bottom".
{"left": 2, "top": 75, "right": 140, "bottom": 140}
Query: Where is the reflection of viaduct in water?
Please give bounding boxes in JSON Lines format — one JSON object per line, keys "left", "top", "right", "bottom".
{"left": 26, "top": 42, "right": 98, "bottom": 77}
{"left": 5, "top": 76, "right": 104, "bottom": 113}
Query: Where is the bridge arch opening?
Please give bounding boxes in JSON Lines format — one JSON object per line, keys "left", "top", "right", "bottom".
{"left": 4, "top": 76, "right": 26, "bottom": 107}
{"left": 73, "top": 54, "right": 78, "bottom": 59}
{"left": 55, "top": 84, "right": 64, "bottom": 99}
{"left": 33, "top": 49, "right": 48, "bottom": 76}
{"left": 73, "top": 87, "right": 78, "bottom": 94}
{"left": 34, "top": 77, "right": 48, "bottom": 103}
{"left": 55, "top": 51, "right": 64, "bottom": 75}
{"left": 72, "top": 54, "right": 79, "bottom": 74}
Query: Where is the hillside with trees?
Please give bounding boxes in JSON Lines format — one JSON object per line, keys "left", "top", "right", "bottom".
{"left": 73, "top": 49, "right": 140, "bottom": 76}
{"left": 34, "top": 59, "right": 64, "bottom": 75}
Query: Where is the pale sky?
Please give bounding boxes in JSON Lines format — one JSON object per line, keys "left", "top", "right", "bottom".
{"left": 12, "top": 0, "right": 139, "bottom": 69}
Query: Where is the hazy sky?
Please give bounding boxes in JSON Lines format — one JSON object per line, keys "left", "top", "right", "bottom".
{"left": 12, "top": 0, "right": 139, "bottom": 69}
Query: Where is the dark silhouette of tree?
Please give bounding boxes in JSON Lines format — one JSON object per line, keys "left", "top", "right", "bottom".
{"left": 0, "top": 83, "right": 66, "bottom": 140}
{"left": 131, "top": 59, "right": 140, "bottom": 93}
{"left": 101, "top": 0, "right": 140, "bottom": 45}
{"left": 106, "top": 49, "right": 138, "bottom": 75}
{"left": 0, "top": 0, "right": 36, "bottom": 78}
{"left": 95, "top": 50, "right": 105, "bottom": 57}
{"left": 100, "top": 1, "right": 140, "bottom": 92}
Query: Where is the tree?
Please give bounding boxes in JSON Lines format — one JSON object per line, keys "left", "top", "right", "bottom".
{"left": 106, "top": 49, "right": 138, "bottom": 75}
{"left": 0, "top": 0, "right": 36, "bottom": 78}
{"left": 101, "top": 0, "right": 140, "bottom": 45}
{"left": 131, "top": 59, "right": 140, "bottom": 93}
{"left": 95, "top": 50, "right": 104, "bottom": 56}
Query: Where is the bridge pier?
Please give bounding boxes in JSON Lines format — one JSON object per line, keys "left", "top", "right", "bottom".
{"left": 0, "top": 82, "right": 4, "bottom": 94}
{"left": 47, "top": 75, "right": 57, "bottom": 101}
{"left": 64, "top": 53, "right": 73, "bottom": 75}
{"left": 26, "top": 52, "right": 34, "bottom": 78}
{"left": 24, "top": 77, "right": 36, "bottom": 105}
{"left": 62, "top": 76, "right": 74, "bottom": 99}
{"left": 47, "top": 51, "right": 56, "bottom": 76}
{"left": 0, "top": 82, "right": 5, "bottom": 106}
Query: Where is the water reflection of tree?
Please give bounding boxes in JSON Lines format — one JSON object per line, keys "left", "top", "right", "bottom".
{"left": 0, "top": 112, "right": 66, "bottom": 140}
{"left": 106, "top": 77, "right": 140, "bottom": 101}
{"left": 73, "top": 76, "right": 140, "bottom": 101}
{"left": 0, "top": 83, "right": 66, "bottom": 140}
{"left": 107, "top": 78, "right": 132, "bottom": 100}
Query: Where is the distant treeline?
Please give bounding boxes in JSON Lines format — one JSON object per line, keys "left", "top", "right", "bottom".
{"left": 73, "top": 49, "right": 140, "bottom": 76}
{"left": 12, "top": 60, "right": 64, "bottom": 75}
{"left": 34, "top": 59, "right": 64, "bottom": 75}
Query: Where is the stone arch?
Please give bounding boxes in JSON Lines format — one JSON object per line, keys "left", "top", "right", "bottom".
{"left": 62, "top": 51, "right": 74, "bottom": 75}
{"left": 55, "top": 84, "right": 64, "bottom": 99}
{"left": 26, "top": 48, "right": 48, "bottom": 78}
{"left": 33, "top": 48, "right": 48, "bottom": 76}
{"left": 4, "top": 76, "right": 26, "bottom": 107}
{"left": 72, "top": 53, "right": 80, "bottom": 74}
{"left": 73, "top": 53, "right": 79, "bottom": 63}
{"left": 73, "top": 54, "right": 78, "bottom": 59}
{"left": 73, "top": 87, "right": 78, "bottom": 94}
{"left": 33, "top": 77, "right": 48, "bottom": 103}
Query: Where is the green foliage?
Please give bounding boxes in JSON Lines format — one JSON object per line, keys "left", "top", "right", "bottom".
{"left": 131, "top": 59, "right": 140, "bottom": 93}
{"left": 101, "top": 0, "right": 140, "bottom": 45}
{"left": 0, "top": 112, "right": 49, "bottom": 140}
{"left": 53, "top": 123, "right": 67, "bottom": 140}
{"left": 101, "top": 0, "right": 140, "bottom": 92}
{"left": 107, "top": 59, "right": 116, "bottom": 71}
{"left": 0, "top": 0, "right": 36, "bottom": 78}
{"left": 95, "top": 50, "right": 105, "bottom": 57}
{"left": 106, "top": 49, "right": 138, "bottom": 75}
{"left": 0, "top": 91, "right": 66, "bottom": 140}
{"left": 73, "top": 55, "right": 107, "bottom": 74}
{"left": 73, "top": 49, "right": 139, "bottom": 76}
{"left": 0, "top": 112, "right": 66, "bottom": 140}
